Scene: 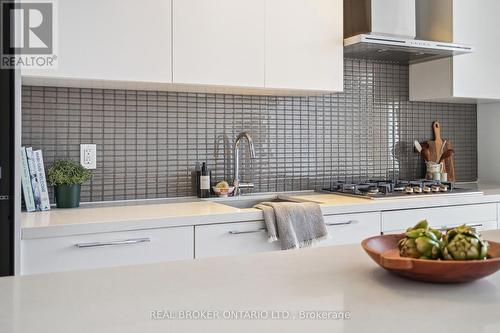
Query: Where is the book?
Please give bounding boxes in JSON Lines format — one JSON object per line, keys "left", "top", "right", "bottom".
{"left": 26, "top": 147, "right": 42, "bottom": 211}
{"left": 33, "top": 150, "right": 51, "bottom": 211}
{"left": 20, "top": 147, "right": 36, "bottom": 212}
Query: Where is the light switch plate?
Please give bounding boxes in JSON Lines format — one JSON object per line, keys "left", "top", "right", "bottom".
{"left": 80, "top": 144, "right": 97, "bottom": 169}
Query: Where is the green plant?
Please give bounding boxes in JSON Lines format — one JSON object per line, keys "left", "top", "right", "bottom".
{"left": 47, "top": 160, "right": 92, "bottom": 186}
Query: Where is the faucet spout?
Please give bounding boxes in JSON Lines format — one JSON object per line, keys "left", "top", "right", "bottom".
{"left": 235, "top": 132, "right": 256, "bottom": 158}
{"left": 233, "top": 132, "right": 256, "bottom": 196}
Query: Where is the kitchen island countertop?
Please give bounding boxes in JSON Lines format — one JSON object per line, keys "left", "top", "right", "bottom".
{"left": 2, "top": 230, "right": 500, "bottom": 333}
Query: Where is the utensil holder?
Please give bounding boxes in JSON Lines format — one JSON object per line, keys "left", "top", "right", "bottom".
{"left": 426, "top": 162, "right": 441, "bottom": 180}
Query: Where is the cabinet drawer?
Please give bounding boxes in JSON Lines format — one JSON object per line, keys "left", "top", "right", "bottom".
{"left": 195, "top": 212, "right": 382, "bottom": 258}
{"left": 195, "top": 221, "right": 280, "bottom": 259}
{"left": 320, "top": 212, "right": 381, "bottom": 246}
{"left": 382, "top": 204, "right": 498, "bottom": 233}
{"left": 22, "top": 226, "right": 194, "bottom": 275}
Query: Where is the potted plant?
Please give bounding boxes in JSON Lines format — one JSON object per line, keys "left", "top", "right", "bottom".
{"left": 47, "top": 160, "right": 92, "bottom": 208}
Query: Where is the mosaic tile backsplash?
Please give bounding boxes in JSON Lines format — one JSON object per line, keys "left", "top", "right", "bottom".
{"left": 22, "top": 59, "right": 477, "bottom": 202}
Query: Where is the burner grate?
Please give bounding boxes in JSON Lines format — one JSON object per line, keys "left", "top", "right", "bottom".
{"left": 323, "top": 179, "right": 456, "bottom": 198}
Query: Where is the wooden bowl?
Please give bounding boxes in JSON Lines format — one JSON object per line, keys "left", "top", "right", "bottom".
{"left": 361, "top": 234, "right": 500, "bottom": 283}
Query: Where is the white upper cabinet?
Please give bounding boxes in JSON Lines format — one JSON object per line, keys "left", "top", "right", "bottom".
{"left": 22, "top": 0, "right": 173, "bottom": 85}
{"left": 264, "top": 0, "right": 343, "bottom": 92}
{"left": 410, "top": 0, "right": 500, "bottom": 102}
{"left": 22, "top": 0, "right": 344, "bottom": 94}
{"left": 173, "top": 0, "right": 266, "bottom": 88}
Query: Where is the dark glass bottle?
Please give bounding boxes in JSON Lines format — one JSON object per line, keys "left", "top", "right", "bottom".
{"left": 199, "top": 162, "right": 210, "bottom": 198}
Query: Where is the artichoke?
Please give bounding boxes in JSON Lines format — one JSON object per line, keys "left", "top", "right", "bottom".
{"left": 398, "top": 220, "right": 443, "bottom": 260}
{"left": 442, "top": 225, "right": 489, "bottom": 260}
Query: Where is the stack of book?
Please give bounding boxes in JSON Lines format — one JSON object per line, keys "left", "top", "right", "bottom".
{"left": 21, "top": 147, "right": 50, "bottom": 212}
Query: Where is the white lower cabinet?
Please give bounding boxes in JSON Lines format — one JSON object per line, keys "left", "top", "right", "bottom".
{"left": 21, "top": 226, "right": 194, "bottom": 275}
{"left": 21, "top": 203, "right": 500, "bottom": 273}
{"left": 381, "top": 203, "right": 498, "bottom": 234}
{"left": 320, "top": 212, "right": 381, "bottom": 246}
{"left": 195, "top": 221, "right": 280, "bottom": 259}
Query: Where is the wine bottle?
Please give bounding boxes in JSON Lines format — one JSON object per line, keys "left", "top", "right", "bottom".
{"left": 199, "top": 162, "right": 211, "bottom": 198}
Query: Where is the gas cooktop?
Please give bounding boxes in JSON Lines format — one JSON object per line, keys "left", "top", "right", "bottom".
{"left": 321, "top": 180, "right": 483, "bottom": 200}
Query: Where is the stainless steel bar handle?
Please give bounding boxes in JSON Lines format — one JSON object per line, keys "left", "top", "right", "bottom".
{"left": 228, "top": 228, "right": 266, "bottom": 235}
{"left": 75, "top": 237, "right": 151, "bottom": 248}
{"left": 325, "top": 220, "right": 359, "bottom": 226}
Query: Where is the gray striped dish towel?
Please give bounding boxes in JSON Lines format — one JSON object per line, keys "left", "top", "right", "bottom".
{"left": 254, "top": 201, "right": 329, "bottom": 250}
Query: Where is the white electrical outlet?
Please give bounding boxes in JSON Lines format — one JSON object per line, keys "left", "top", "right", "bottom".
{"left": 80, "top": 144, "right": 97, "bottom": 169}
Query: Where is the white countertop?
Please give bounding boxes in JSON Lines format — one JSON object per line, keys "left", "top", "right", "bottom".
{"left": 21, "top": 183, "right": 500, "bottom": 239}
{"left": 2, "top": 230, "right": 500, "bottom": 333}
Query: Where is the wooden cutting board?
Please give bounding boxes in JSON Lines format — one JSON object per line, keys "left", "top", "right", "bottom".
{"left": 425, "top": 121, "right": 456, "bottom": 181}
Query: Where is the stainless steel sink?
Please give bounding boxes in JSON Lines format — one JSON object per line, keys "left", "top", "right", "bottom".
{"left": 209, "top": 192, "right": 316, "bottom": 209}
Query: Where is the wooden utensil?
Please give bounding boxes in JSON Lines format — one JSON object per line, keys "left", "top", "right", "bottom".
{"left": 421, "top": 147, "right": 432, "bottom": 162}
{"left": 361, "top": 234, "right": 500, "bottom": 283}
{"left": 425, "top": 121, "right": 456, "bottom": 181}
{"left": 433, "top": 121, "right": 444, "bottom": 161}
{"left": 439, "top": 149, "right": 455, "bottom": 164}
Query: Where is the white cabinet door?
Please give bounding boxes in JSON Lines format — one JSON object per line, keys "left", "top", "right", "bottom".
{"left": 451, "top": 0, "right": 500, "bottom": 100}
{"left": 173, "top": 0, "right": 265, "bottom": 88}
{"left": 195, "top": 221, "right": 280, "bottom": 259}
{"left": 265, "top": 0, "right": 343, "bottom": 92}
{"left": 410, "top": 0, "right": 500, "bottom": 102}
{"left": 381, "top": 204, "right": 498, "bottom": 234}
{"left": 22, "top": 0, "right": 172, "bottom": 84}
{"left": 22, "top": 226, "right": 193, "bottom": 275}
{"left": 320, "top": 212, "right": 381, "bottom": 246}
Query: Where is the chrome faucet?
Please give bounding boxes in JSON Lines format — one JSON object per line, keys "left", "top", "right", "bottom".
{"left": 233, "top": 131, "right": 256, "bottom": 196}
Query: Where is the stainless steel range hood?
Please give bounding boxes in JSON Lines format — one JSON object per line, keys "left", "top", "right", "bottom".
{"left": 344, "top": 34, "right": 473, "bottom": 63}
{"left": 343, "top": 0, "right": 473, "bottom": 64}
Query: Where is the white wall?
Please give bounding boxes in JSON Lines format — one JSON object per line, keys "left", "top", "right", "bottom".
{"left": 478, "top": 103, "right": 500, "bottom": 182}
